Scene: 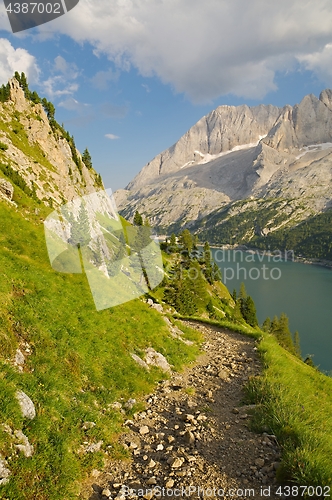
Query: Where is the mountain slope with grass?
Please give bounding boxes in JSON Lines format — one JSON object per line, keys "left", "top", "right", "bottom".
{"left": 1, "top": 77, "right": 332, "bottom": 499}
{"left": 0, "top": 77, "right": 203, "bottom": 499}
{"left": 0, "top": 183, "right": 202, "bottom": 500}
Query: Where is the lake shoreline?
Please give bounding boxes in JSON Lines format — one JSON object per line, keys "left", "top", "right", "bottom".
{"left": 209, "top": 243, "right": 332, "bottom": 270}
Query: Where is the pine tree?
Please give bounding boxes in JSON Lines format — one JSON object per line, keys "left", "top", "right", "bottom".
{"left": 212, "top": 262, "right": 221, "bottom": 281}
{"left": 242, "top": 295, "right": 258, "bottom": 327}
{"left": 202, "top": 241, "right": 213, "bottom": 283}
{"left": 271, "top": 313, "right": 295, "bottom": 354}
{"left": 206, "top": 298, "right": 215, "bottom": 317}
{"left": 0, "top": 82, "right": 10, "bottom": 102}
{"left": 30, "top": 91, "right": 41, "bottom": 104}
{"left": 41, "top": 98, "right": 55, "bottom": 121}
{"left": 238, "top": 282, "right": 247, "bottom": 318}
{"left": 107, "top": 233, "right": 126, "bottom": 277}
{"left": 82, "top": 148, "right": 93, "bottom": 169}
{"left": 71, "top": 202, "right": 91, "bottom": 249}
{"left": 169, "top": 233, "right": 177, "bottom": 253}
{"left": 20, "top": 72, "right": 29, "bottom": 98}
{"left": 239, "top": 282, "right": 247, "bottom": 299}
{"left": 270, "top": 315, "right": 280, "bottom": 332}
{"left": 133, "top": 210, "right": 143, "bottom": 226}
{"left": 262, "top": 317, "right": 271, "bottom": 332}
{"left": 179, "top": 229, "right": 193, "bottom": 254}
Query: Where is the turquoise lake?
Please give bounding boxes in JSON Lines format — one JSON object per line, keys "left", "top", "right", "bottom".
{"left": 211, "top": 248, "right": 332, "bottom": 374}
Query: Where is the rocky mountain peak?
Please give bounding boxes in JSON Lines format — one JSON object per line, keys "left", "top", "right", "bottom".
{"left": 115, "top": 89, "right": 332, "bottom": 234}
{"left": 319, "top": 88, "right": 332, "bottom": 111}
{"left": 127, "top": 102, "right": 281, "bottom": 192}
{"left": 8, "top": 77, "right": 29, "bottom": 112}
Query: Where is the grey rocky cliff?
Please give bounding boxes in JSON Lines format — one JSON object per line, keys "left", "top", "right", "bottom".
{"left": 115, "top": 89, "right": 332, "bottom": 235}
{"left": 127, "top": 104, "right": 280, "bottom": 191}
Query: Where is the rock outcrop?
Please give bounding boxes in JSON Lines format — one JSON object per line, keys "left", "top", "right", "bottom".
{"left": 0, "top": 77, "right": 102, "bottom": 208}
{"left": 0, "top": 179, "right": 14, "bottom": 201}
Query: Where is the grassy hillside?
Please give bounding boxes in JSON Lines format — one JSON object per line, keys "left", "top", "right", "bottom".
{"left": 2, "top": 186, "right": 332, "bottom": 498}
{"left": 247, "top": 333, "right": 332, "bottom": 488}
{"left": 0, "top": 196, "right": 201, "bottom": 500}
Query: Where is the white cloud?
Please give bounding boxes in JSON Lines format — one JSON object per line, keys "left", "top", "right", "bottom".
{"left": 54, "top": 55, "right": 79, "bottom": 80}
{"left": 38, "top": 0, "right": 332, "bottom": 102}
{"left": 58, "top": 97, "right": 89, "bottom": 111}
{"left": 41, "top": 56, "right": 79, "bottom": 99}
{"left": 142, "top": 83, "right": 151, "bottom": 93}
{"left": 105, "top": 133, "right": 120, "bottom": 140}
{"left": 297, "top": 44, "right": 332, "bottom": 86}
{"left": 0, "top": 38, "right": 40, "bottom": 85}
{"left": 43, "top": 76, "right": 79, "bottom": 98}
{"left": 91, "top": 68, "right": 120, "bottom": 90}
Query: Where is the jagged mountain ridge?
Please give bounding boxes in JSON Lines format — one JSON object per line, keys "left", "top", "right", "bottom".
{"left": 115, "top": 90, "right": 332, "bottom": 240}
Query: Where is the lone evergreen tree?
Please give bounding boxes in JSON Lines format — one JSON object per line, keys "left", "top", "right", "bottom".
{"left": 133, "top": 210, "right": 143, "bottom": 226}
{"left": 169, "top": 233, "right": 177, "bottom": 253}
{"left": 82, "top": 148, "right": 93, "bottom": 169}
{"left": 262, "top": 317, "right": 271, "bottom": 332}
{"left": 179, "top": 229, "right": 193, "bottom": 254}
{"left": 270, "top": 313, "right": 296, "bottom": 354}
{"left": 206, "top": 298, "right": 215, "bottom": 318}
{"left": 202, "top": 241, "right": 213, "bottom": 283}
{"left": 242, "top": 295, "right": 258, "bottom": 327}
{"left": 71, "top": 202, "right": 91, "bottom": 249}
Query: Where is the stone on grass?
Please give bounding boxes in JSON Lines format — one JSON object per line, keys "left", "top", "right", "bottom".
{"left": 15, "top": 390, "right": 36, "bottom": 420}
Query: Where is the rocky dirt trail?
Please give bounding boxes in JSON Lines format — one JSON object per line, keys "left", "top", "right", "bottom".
{"left": 86, "top": 321, "right": 282, "bottom": 500}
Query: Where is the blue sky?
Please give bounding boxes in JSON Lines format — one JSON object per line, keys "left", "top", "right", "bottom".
{"left": 0, "top": 0, "right": 332, "bottom": 191}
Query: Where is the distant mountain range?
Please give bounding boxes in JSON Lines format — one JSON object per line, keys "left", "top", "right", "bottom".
{"left": 115, "top": 90, "right": 332, "bottom": 257}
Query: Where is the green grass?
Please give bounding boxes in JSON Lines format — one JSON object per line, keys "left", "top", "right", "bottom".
{"left": 2, "top": 191, "right": 332, "bottom": 497}
{"left": 0, "top": 200, "right": 201, "bottom": 500}
{"left": 245, "top": 333, "right": 332, "bottom": 490}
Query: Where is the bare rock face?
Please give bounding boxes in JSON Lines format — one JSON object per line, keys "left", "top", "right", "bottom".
{"left": 127, "top": 104, "right": 280, "bottom": 191}
{"left": 319, "top": 89, "right": 332, "bottom": 111}
{"left": 263, "top": 94, "right": 332, "bottom": 151}
{"left": 115, "top": 89, "right": 332, "bottom": 235}
{"left": 9, "top": 77, "right": 29, "bottom": 112}
{"left": 0, "top": 179, "right": 14, "bottom": 201}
